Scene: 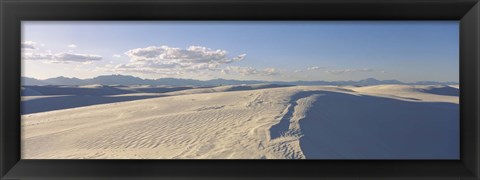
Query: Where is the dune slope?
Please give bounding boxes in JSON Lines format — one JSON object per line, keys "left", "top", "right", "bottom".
{"left": 21, "top": 85, "right": 459, "bottom": 159}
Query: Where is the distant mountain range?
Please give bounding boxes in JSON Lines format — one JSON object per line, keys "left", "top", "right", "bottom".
{"left": 22, "top": 75, "right": 459, "bottom": 86}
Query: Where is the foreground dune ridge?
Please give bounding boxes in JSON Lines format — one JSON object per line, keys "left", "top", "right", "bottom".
{"left": 20, "top": 84, "right": 292, "bottom": 114}
{"left": 22, "top": 85, "right": 459, "bottom": 159}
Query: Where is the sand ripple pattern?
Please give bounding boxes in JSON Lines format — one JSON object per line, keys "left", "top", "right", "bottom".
{"left": 22, "top": 85, "right": 459, "bottom": 159}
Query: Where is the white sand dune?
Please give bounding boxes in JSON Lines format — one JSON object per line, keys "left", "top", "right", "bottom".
{"left": 352, "top": 85, "right": 458, "bottom": 103}
{"left": 117, "top": 85, "right": 197, "bottom": 94}
{"left": 21, "top": 84, "right": 201, "bottom": 114}
{"left": 449, "top": 84, "right": 460, "bottom": 89}
{"left": 164, "top": 84, "right": 292, "bottom": 96}
{"left": 21, "top": 84, "right": 459, "bottom": 159}
{"left": 21, "top": 84, "right": 291, "bottom": 114}
{"left": 21, "top": 87, "right": 44, "bottom": 96}
{"left": 21, "top": 94, "right": 166, "bottom": 115}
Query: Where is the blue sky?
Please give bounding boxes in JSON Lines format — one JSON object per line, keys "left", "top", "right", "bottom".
{"left": 21, "top": 21, "right": 459, "bottom": 82}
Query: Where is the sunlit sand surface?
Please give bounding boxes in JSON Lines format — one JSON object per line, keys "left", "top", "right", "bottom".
{"left": 21, "top": 84, "right": 459, "bottom": 159}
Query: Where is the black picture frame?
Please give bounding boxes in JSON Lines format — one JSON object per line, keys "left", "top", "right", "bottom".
{"left": 1, "top": 0, "right": 479, "bottom": 179}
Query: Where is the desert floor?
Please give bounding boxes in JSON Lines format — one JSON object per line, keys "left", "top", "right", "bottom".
{"left": 21, "top": 84, "right": 459, "bottom": 159}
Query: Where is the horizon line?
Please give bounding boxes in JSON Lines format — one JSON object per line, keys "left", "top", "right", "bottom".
{"left": 22, "top": 75, "right": 460, "bottom": 84}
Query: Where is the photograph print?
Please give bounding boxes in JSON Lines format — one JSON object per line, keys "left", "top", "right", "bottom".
{"left": 21, "top": 21, "right": 459, "bottom": 159}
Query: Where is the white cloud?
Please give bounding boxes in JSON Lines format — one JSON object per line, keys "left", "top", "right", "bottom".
{"left": 262, "top": 67, "right": 281, "bottom": 75}
{"left": 53, "top": 52, "right": 102, "bottom": 62}
{"left": 67, "top": 44, "right": 77, "bottom": 48}
{"left": 221, "top": 66, "right": 256, "bottom": 75}
{"left": 307, "top": 66, "right": 322, "bottom": 70}
{"left": 23, "top": 52, "right": 52, "bottom": 60}
{"left": 222, "top": 66, "right": 280, "bottom": 76}
{"left": 325, "top": 68, "right": 375, "bottom": 74}
{"left": 112, "top": 54, "right": 122, "bottom": 58}
{"left": 116, "top": 45, "right": 246, "bottom": 75}
{"left": 295, "top": 66, "right": 323, "bottom": 73}
{"left": 23, "top": 52, "right": 102, "bottom": 63}
{"left": 22, "top": 41, "right": 37, "bottom": 49}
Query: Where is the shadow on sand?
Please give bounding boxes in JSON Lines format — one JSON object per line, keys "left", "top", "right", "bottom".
{"left": 21, "top": 95, "right": 164, "bottom": 115}
{"left": 420, "top": 86, "right": 459, "bottom": 96}
{"left": 269, "top": 91, "right": 323, "bottom": 139}
{"left": 22, "top": 85, "right": 195, "bottom": 96}
{"left": 269, "top": 90, "right": 459, "bottom": 159}
{"left": 21, "top": 84, "right": 294, "bottom": 115}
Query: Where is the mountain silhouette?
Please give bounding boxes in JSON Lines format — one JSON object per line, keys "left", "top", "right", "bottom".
{"left": 22, "top": 75, "right": 458, "bottom": 86}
